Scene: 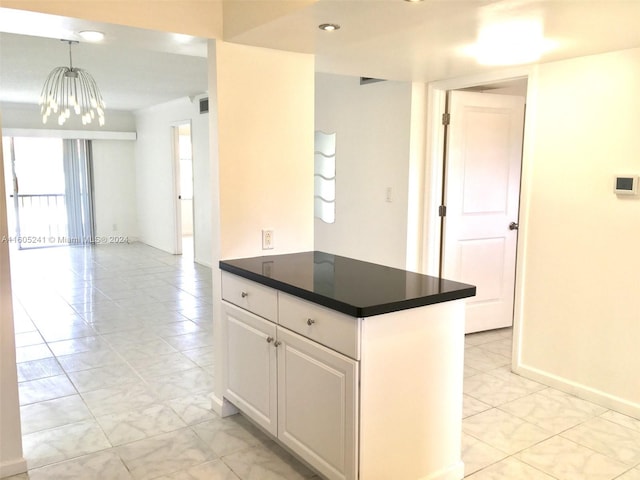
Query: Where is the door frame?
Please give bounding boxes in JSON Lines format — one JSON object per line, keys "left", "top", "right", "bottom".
{"left": 170, "top": 120, "right": 194, "bottom": 256}
{"left": 418, "top": 65, "right": 536, "bottom": 368}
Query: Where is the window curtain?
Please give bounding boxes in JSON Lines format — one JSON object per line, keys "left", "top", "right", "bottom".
{"left": 63, "top": 139, "right": 95, "bottom": 244}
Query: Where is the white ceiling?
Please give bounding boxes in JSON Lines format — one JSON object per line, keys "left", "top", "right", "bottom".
{"left": 1, "top": 1, "right": 640, "bottom": 114}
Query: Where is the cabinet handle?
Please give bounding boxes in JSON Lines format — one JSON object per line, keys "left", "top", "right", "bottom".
{"left": 241, "top": 291, "right": 248, "bottom": 298}
{"left": 274, "top": 340, "right": 282, "bottom": 347}
{"left": 266, "top": 336, "right": 274, "bottom": 343}
{"left": 306, "top": 318, "right": 315, "bottom": 326}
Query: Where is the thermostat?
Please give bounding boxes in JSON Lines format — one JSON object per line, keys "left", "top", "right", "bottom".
{"left": 614, "top": 175, "right": 638, "bottom": 195}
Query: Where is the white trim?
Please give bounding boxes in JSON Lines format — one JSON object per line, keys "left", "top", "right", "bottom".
{"left": 2, "top": 128, "right": 136, "bottom": 140}
{"left": 0, "top": 457, "right": 27, "bottom": 478}
{"left": 513, "top": 362, "right": 640, "bottom": 419}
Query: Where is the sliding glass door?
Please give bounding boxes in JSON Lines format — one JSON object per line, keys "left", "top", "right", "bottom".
{"left": 1, "top": 136, "right": 95, "bottom": 249}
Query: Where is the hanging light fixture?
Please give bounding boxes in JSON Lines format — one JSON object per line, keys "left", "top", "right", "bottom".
{"left": 40, "top": 40, "right": 106, "bottom": 126}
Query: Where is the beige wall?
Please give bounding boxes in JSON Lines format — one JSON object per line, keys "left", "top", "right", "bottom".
{"left": 516, "top": 47, "right": 640, "bottom": 415}
{"left": 0, "top": 0, "right": 223, "bottom": 38}
{"left": 215, "top": 42, "right": 314, "bottom": 259}
{"left": 0, "top": 119, "right": 26, "bottom": 477}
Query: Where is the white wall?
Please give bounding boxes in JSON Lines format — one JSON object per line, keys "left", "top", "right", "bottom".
{"left": 92, "top": 140, "right": 138, "bottom": 241}
{"left": 314, "top": 74, "right": 413, "bottom": 269}
{"left": 0, "top": 101, "right": 136, "bottom": 132}
{"left": 134, "top": 96, "right": 211, "bottom": 266}
{"left": 516, "top": 47, "right": 640, "bottom": 416}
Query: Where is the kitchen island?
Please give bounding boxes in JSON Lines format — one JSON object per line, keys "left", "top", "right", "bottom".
{"left": 219, "top": 251, "right": 476, "bottom": 480}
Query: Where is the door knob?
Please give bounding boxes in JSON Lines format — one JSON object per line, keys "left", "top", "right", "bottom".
{"left": 509, "top": 222, "right": 519, "bottom": 231}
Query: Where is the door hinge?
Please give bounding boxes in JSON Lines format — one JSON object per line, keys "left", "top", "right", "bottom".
{"left": 439, "top": 205, "right": 447, "bottom": 217}
{"left": 442, "top": 113, "right": 450, "bottom": 125}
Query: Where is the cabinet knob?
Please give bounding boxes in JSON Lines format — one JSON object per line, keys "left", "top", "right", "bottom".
{"left": 306, "top": 318, "right": 315, "bottom": 326}
{"left": 241, "top": 291, "right": 248, "bottom": 298}
{"left": 266, "top": 336, "right": 274, "bottom": 343}
{"left": 274, "top": 340, "right": 282, "bottom": 347}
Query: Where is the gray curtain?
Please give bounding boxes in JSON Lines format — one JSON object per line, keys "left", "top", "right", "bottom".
{"left": 63, "top": 139, "right": 95, "bottom": 244}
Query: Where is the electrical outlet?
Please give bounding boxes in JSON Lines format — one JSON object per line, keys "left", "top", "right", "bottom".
{"left": 262, "top": 229, "right": 274, "bottom": 250}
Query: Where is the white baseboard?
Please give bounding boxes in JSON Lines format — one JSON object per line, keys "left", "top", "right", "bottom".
{"left": 514, "top": 363, "right": 640, "bottom": 419}
{"left": 0, "top": 457, "right": 27, "bottom": 478}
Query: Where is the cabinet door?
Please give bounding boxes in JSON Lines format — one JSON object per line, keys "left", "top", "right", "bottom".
{"left": 223, "top": 302, "right": 277, "bottom": 435}
{"left": 277, "top": 327, "right": 358, "bottom": 480}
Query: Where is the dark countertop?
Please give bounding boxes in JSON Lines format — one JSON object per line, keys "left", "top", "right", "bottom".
{"left": 220, "top": 251, "right": 476, "bottom": 318}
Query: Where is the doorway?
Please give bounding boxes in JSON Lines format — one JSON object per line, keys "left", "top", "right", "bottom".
{"left": 424, "top": 77, "right": 528, "bottom": 334}
{"left": 172, "top": 122, "right": 194, "bottom": 258}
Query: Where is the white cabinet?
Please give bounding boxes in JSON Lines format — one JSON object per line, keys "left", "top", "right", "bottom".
{"left": 222, "top": 303, "right": 277, "bottom": 435}
{"left": 221, "top": 274, "right": 358, "bottom": 480}
{"left": 221, "top": 271, "right": 466, "bottom": 480}
{"left": 277, "top": 327, "right": 358, "bottom": 480}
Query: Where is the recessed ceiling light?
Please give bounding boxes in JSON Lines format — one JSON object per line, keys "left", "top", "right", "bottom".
{"left": 319, "top": 23, "right": 340, "bottom": 32}
{"left": 78, "top": 30, "right": 105, "bottom": 42}
{"left": 404, "top": 0, "right": 424, "bottom": 3}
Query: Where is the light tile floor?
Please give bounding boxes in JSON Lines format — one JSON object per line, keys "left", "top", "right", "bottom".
{"left": 3, "top": 243, "right": 640, "bottom": 480}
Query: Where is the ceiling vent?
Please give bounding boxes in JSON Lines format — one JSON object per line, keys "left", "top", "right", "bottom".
{"left": 199, "top": 97, "right": 209, "bottom": 114}
{"left": 360, "top": 77, "right": 386, "bottom": 85}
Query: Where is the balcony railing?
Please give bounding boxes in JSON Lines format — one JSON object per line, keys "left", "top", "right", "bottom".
{"left": 9, "top": 194, "right": 68, "bottom": 248}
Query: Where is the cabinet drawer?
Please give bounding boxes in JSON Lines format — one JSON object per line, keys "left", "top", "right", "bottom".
{"left": 221, "top": 271, "right": 278, "bottom": 321}
{"left": 279, "top": 293, "right": 360, "bottom": 360}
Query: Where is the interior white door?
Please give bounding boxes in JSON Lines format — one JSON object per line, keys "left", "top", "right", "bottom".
{"left": 444, "top": 90, "right": 525, "bottom": 333}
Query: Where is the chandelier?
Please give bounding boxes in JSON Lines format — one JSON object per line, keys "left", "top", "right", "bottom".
{"left": 40, "top": 40, "right": 106, "bottom": 126}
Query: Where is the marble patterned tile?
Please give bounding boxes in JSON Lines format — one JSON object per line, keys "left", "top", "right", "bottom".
{"left": 81, "top": 382, "right": 158, "bottom": 417}
{"left": 615, "top": 467, "right": 640, "bottom": 479}
{"left": 57, "top": 349, "right": 124, "bottom": 373}
{"left": 22, "top": 419, "right": 112, "bottom": 469}
{"left": 464, "top": 371, "right": 546, "bottom": 407}
{"left": 15, "top": 344, "right": 54, "bottom": 363}
{"left": 18, "top": 374, "right": 77, "bottom": 405}
{"left": 561, "top": 417, "right": 640, "bottom": 466}
{"left": 115, "top": 338, "right": 178, "bottom": 362}
{"left": 144, "top": 367, "right": 214, "bottom": 401}
{"left": 466, "top": 456, "right": 556, "bottom": 479}
{"left": 132, "top": 351, "right": 199, "bottom": 380}
{"left": 463, "top": 408, "right": 552, "bottom": 454}
{"left": 38, "top": 322, "right": 97, "bottom": 343}
{"left": 16, "top": 357, "right": 63, "bottom": 382}
{"left": 477, "top": 337, "right": 513, "bottom": 358}
{"left": 191, "top": 414, "right": 272, "bottom": 458}
{"left": 516, "top": 436, "right": 628, "bottom": 480}
{"left": 47, "top": 335, "right": 113, "bottom": 356}
{"left": 463, "top": 347, "right": 511, "bottom": 372}
{"left": 465, "top": 328, "right": 512, "bottom": 347}
{"left": 221, "top": 442, "right": 316, "bottom": 480}
{"left": 67, "top": 363, "right": 141, "bottom": 393}
{"left": 162, "top": 332, "right": 214, "bottom": 351}
{"left": 461, "top": 432, "right": 508, "bottom": 476}
{"left": 463, "top": 394, "right": 492, "bottom": 418}
{"left": 501, "top": 388, "right": 607, "bottom": 434}
{"left": 20, "top": 394, "right": 92, "bottom": 434}
{"left": 182, "top": 346, "right": 216, "bottom": 367}
{"left": 96, "top": 403, "right": 186, "bottom": 446}
{"left": 151, "top": 320, "right": 203, "bottom": 338}
{"left": 167, "top": 393, "right": 218, "bottom": 425}
{"left": 600, "top": 410, "right": 640, "bottom": 434}
{"left": 116, "top": 428, "right": 217, "bottom": 480}
{"left": 25, "top": 450, "right": 132, "bottom": 480}
{"left": 153, "top": 459, "right": 241, "bottom": 480}
{"left": 15, "top": 331, "right": 45, "bottom": 348}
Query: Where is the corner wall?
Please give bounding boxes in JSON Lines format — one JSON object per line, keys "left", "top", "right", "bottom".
{"left": 314, "top": 74, "right": 413, "bottom": 269}
{"left": 134, "top": 96, "right": 212, "bottom": 266}
{"left": 516, "top": 47, "right": 640, "bottom": 416}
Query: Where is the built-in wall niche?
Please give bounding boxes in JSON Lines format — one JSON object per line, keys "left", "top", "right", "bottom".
{"left": 314, "top": 131, "right": 336, "bottom": 223}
